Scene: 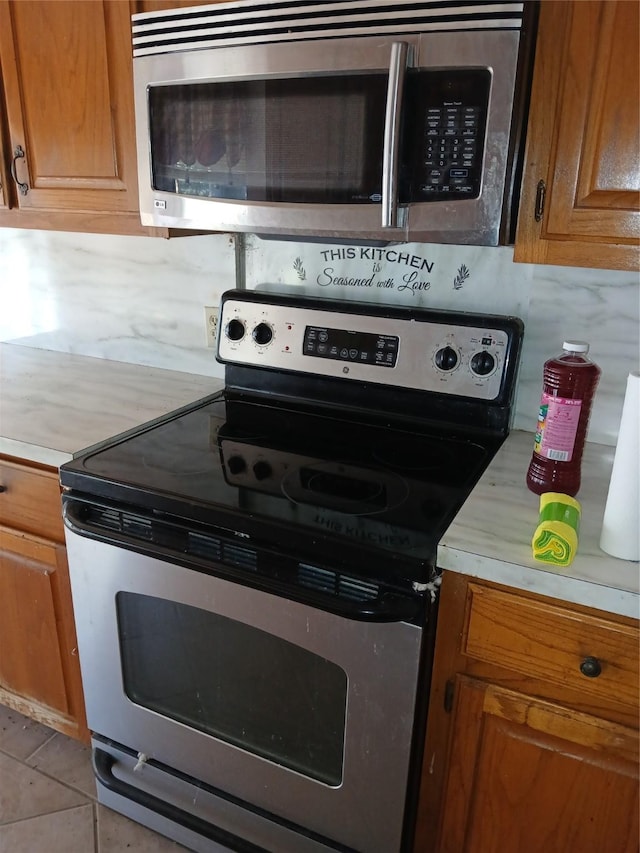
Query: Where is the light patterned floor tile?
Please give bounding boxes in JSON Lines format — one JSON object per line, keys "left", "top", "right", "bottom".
{"left": 0, "top": 705, "right": 55, "bottom": 762}
{"left": 27, "top": 733, "right": 96, "bottom": 800}
{"left": 0, "top": 803, "right": 95, "bottom": 853}
{"left": 0, "top": 752, "right": 89, "bottom": 825}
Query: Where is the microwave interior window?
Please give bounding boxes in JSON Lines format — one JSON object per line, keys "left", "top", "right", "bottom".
{"left": 148, "top": 75, "right": 388, "bottom": 204}
{"left": 116, "top": 592, "right": 348, "bottom": 786}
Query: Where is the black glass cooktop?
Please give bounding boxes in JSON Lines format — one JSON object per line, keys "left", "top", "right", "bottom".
{"left": 61, "top": 392, "right": 499, "bottom": 587}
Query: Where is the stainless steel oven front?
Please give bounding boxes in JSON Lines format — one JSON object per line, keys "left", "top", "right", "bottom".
{"left": 64, "top": 524, "right": 426, "bottom": 853}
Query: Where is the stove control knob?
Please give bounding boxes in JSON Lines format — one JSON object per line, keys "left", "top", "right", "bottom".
{"left": 470, "top": 351, "right": 496, "bottom": 376}
{"left": 226, "top": 319, "right": 245, "bottom": 342}
{"left": 253, "top": 460, "right": 272, "bottom": 481}
{"left": 227, "top": 455, "right": 246, "bottom": 475}
{"left": 252, "top": 322, "right": 273, "bottom": 346}
{"left": 434, "top": 346, "right": 459, "bottom": 371}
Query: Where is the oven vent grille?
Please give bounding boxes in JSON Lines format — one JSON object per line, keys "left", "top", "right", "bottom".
{"left": 298, "top": 563, "right": 379, "bottom": 602}
{"left": 121, "top": 514, "right": 153, "bottom": 541}
{"left": 187, "top": 531, "right": 222, "bottom": 561}
{"left": 89, "top": 507, "right": 122, "bottom": 532}
{"left": 84, "top": 507, "right": 259, "bottom": 572}
{"left": 88, "top": 507, "right": 153, "bottom": 541}
{"left": 132, "top": 1, "right": 525, "bottom": 57}
{"left": 188, "top": 532, "right": 257, "bottom": 570}
{"left": 222, "top": 542, "right": 258, "bottom": 571}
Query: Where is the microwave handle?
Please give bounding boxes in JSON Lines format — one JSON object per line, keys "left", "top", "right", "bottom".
{"left": 382, "top": 42, "right": 409, "bottom": 229}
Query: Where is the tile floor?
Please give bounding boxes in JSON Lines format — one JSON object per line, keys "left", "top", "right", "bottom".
{"left": 0, "top": 703, "right": 189, "bottom": 853}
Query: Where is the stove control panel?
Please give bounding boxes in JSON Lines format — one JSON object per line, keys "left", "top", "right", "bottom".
{"left": 217, "top": 294, "right": 522, "bottom": 401}
{"left": 303, "top": 326, "right": 400, "bottom": 368}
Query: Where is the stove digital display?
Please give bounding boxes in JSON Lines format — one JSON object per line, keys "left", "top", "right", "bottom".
{"left": 303, "top": 326, "right": 399, "bottom": 368}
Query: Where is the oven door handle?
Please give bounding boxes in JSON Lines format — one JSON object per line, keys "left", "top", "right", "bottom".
{"left": 93, "top": 747, "right": 263, "bottom": 853}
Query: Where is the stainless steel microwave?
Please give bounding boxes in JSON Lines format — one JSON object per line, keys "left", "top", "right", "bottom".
{"left": 131, "top": 0, "right": 537, "bottom": 246}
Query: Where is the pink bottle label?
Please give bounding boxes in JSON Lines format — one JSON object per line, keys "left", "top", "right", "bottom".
{"left": 533, "top": 393, "right": 582, "bottom": 462}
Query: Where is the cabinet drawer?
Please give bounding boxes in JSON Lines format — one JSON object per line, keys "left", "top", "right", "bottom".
{"left": 0, "top": 458, "right": 64, "bottom": 542}
{"left": 464, "top": 583, "right": 639, "bottom": 712}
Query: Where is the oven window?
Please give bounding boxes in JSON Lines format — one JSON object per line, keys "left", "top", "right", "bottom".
{"left": 148, "top": 75, "right": 387, "bottom": 204}
{"left": 116, "top": 592, "right": 347, "bottom": 786}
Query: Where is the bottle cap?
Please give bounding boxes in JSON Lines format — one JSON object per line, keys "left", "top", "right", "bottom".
{"left": 563, "top": 340, "right": 589, "bottom": 353}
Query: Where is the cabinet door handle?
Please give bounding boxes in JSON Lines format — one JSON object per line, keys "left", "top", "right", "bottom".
{"left": 10, "top": 145, "right": 29, "bottom": 196}
{"left": 534, "top": 179, "right": 546, "bottom": 222}
{"left": 579, "top": 656, "right": 602, "bottom": 678}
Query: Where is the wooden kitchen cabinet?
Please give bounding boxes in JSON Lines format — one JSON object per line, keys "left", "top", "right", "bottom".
{"left": 0, "top": 0, "right": 206, "bottom": 236}
{"left": 0, "top": 0, "right": 146, "bottom": 233}
{"left": 0, "top": 456, "right": 88, "bottom": 743}
{"left": 514, "top": 0, "right": 640, "bottom": 271}
{"left": 414, "top": 572, "right": 639, "bottom": 853}
{"left": 0, "top": 103, "right": 9, "bottom": 209}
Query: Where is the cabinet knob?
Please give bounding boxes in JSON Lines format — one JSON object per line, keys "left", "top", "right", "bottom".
{"left": 579, "top": 656, "right": 602, "bottom": 678}
{"left": 0, "top": 485, "right": 6, "bottom": 493}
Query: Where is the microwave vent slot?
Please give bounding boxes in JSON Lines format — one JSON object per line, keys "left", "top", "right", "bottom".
{"left": 133, "top": 1, "right": 525, "bottom": 57}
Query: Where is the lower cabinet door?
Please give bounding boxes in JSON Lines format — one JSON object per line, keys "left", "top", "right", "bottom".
{"left": 438, "top": 676, "right": 639, "bottom": 853}
{"left": 0, "top": 526, "right": 87, "bottom": 740}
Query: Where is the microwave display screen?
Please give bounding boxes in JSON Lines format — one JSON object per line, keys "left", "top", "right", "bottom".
{"left": 148, "top": 75, "right": 388, "bottom": 204}
{"left": 147, "top": 68, "right": 490, "bottom": 206}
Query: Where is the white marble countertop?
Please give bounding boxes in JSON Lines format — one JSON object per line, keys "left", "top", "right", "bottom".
{"left": 0, "top": 344, "right": 221, "bottom": 467}
{"left": 1, "top": 344, "right": 637, "bottom": 620}
{"left": 438, "top": 430, "right": 639, "bottom": 619}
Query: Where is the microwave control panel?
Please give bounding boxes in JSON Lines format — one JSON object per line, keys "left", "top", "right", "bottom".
{"left": 402, "top": 69, "right": 491, "bottom": 203}
{"left": 217, "top": 295, "right": 522, "bottom": 402}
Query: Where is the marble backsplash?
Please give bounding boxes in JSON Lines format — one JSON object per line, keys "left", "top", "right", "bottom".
{"left": 1, "top": 228, "right": 638, "bottom": 446}
{"left": 0, "top": 228, "right": 236, "bottom": 379}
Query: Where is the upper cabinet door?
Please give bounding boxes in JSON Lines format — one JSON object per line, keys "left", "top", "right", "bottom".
{"left": 0, "top": 0, "right": 140, "bottom": 216}
{"left": 0, "top": 110, "right": 8, "bottom": 209}
{"left": 514, "top": 1, "right": 640, "bottom": 271}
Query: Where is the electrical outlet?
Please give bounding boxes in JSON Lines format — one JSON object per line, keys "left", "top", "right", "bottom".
{"left": 204, "top": 306, "right": 219, "bottom": 348}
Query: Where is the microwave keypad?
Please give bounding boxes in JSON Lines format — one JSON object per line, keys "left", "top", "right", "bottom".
{"left": 423, "top": 105, "right": 480, "bottom": 196}
{"left": 402, "top": 69, "right": 490, "bottom": 204}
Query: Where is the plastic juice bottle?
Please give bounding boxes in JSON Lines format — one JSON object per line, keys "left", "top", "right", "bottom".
{"left": 526, "top": 341, "right": 601, "bottom": 496}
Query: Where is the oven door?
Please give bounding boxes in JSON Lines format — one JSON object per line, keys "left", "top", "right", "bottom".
{"left": 64, "top": 525, "right": 424, "bottom": 853}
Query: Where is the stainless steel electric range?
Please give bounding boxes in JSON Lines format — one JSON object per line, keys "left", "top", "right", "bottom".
{"left": 60, "top": 290, "right": 523, "bottom": 853}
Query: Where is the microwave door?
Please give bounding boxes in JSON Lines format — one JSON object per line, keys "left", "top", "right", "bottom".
{"left": 135, "top": 37, "right": 414, "bottom": 241}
